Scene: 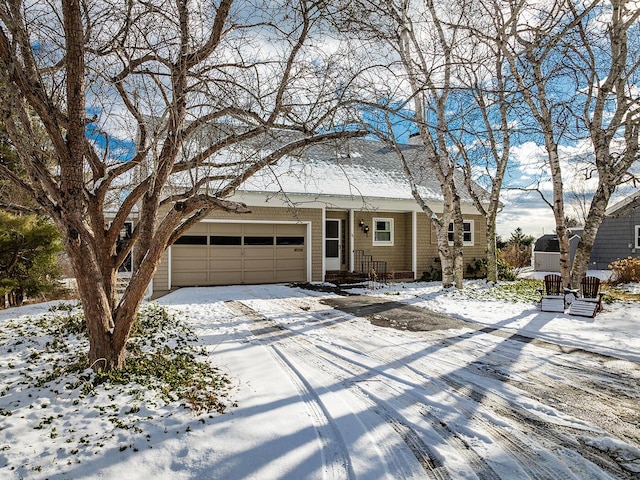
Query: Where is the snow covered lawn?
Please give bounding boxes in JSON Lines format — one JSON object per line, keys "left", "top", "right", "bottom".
{"left": 1, "top": 281, "right": 639, "bottom": 479}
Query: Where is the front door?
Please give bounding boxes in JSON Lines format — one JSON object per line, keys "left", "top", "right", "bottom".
{"left": 325, "top": 219, "right": 341, "bottom": 271}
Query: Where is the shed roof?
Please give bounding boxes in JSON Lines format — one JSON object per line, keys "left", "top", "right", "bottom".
{"left": 534, "top": 233, "right": 581, "bottom": 252}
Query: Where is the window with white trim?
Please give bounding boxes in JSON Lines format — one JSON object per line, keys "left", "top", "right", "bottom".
{"left": 448, "top": 220, "right": 474, "bottom": 246}
{"left": 373, "top": 218, "right": 394, "bottom": 246}
{"left": 635, "top": 225, "right": 640, "bottom": 249}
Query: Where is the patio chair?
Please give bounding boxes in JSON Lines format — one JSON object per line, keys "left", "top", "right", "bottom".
{"left": 538, "top": 274, "right": 568, "bottom": 313}
{"left": 568, "top": 276, "right": 606, "bottom": 317}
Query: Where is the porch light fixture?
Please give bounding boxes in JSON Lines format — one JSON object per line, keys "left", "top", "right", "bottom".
{"left": 359, "top": 219, "right": 369, "bottom": 235}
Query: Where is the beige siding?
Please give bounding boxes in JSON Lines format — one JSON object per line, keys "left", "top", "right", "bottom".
{"left": 352, "top": 211, "right": 412, "bottom": 272}
{"left": 151, "top": 204, "right": 487, "bottom": 295}
{"left": 416, "top": 213, "right": 487, "bottom": 278}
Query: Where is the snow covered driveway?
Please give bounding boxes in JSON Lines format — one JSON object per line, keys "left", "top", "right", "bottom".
{"left": 158, "top": 284, "right": 640, "bottom": 480}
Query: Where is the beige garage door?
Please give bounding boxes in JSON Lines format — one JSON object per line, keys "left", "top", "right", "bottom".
{"left": 171, "top": 223, "right": 307, "bottom": 286}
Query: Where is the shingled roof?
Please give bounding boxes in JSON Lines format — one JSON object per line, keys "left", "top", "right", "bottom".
{"left": 238, "top": 136, "right": 486, "bottom": 204}
{"left": 605, "top": 190, "right": 640, "bottom": 217}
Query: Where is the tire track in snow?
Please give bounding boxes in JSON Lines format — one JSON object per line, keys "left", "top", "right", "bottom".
{"left": 327, "top": 325, "right": 633, "bottom": 479}
{"left": 231, "top": 293, "right": 638, "bottom": 478}
{"left": 228, "top": 300, "right": 446, "bottom": 479}
{"left": 278, "top": 295, "right": 638, "bottom": 478}
{"left": 316, "top": 340, "right": 579, "bottom": 480}
{"left": 234, "top": 298, "right": 503, "bottom": 478}
{"left": 381, "top": 331, "right": 640, "bottom": 478}
{"left": 225, "top": 301, "right": 352, "bottom": 480}
{"left": 300, "top": 293, "right": 639, "bottom": 478}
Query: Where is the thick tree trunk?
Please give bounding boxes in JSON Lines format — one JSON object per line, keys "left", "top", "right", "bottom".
{"left": 571, "top": 184, "right": 614, "bottom": 286}
{"left": 546, "top": 133, "right": 571, "bottom": 287}
{"left": 436, "top": 230, "right": 454, "bottom": 288}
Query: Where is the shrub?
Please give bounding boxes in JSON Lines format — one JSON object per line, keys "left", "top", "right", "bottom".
{"left": 499, "top": 244, "right": 532, "bottom": 270}
{"left": 497, "top": 258, "right": 517, "bottom": 281}
{"left": 420, "top": 257, "right": 442, "bottom": 282}
{"left": 465, "top": 258, "right": 486, "bottom": 279}
{"left": 0, "top": 211, "right": 63, "bottom": 307}
{"left": 609, "top": 257, "right": 640, "bottom": 284}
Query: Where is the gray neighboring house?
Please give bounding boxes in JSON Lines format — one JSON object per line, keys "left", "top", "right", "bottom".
{"left": 532, "top": 232, "right": 581, "bottom": 272}
{"left": 589, "top": 191, "right": 640, "bottom": 269}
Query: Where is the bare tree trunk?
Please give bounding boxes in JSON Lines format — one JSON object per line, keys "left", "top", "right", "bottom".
{"left": 570, "top": 0, "right": 640, "bottom": 285}
{"left": 571, "top": 185, "right": 614, "bottom": 286}
{"left": 65, "top": 238, "right": 121, "bottom": 369}
{"left": 486, "top": 219, "right": 498, "bottom": 283}
{"left": 548, "top": 145, "right": 572, "bottom": 286}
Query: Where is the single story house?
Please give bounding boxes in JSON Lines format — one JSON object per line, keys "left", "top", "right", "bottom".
{"left": 532, "top": 232, "right": 581, "bottom": 272}
{"left": 589, "top": 190, "right": 640, "bottom": 269}
{"left": 147, "top": 137, "right": 489, "bottom": 297}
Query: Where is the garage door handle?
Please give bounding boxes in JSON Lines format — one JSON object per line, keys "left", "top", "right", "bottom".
{"left": 294, "top": 248, "right": 303, "bottom": 252}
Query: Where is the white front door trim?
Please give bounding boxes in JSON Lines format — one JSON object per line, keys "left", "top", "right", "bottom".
{"left": 325, "top": 218, "right": 341, "bottom": 271}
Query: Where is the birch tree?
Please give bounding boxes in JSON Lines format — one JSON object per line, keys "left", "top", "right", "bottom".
{"left": 337, "top": 0, "right": 480, "bottom": 288}
{"left": 0, "top": 0, "right": 363, "bottom": 371}
{"left": 501, "top": 0, "right": 639, "bottom": 287}
{"left": 500, "top": 0, "right": 589, "bottom": 287}
{"left": 455, "top": 2, "right": 520, "bottom": 283}
{"left": 568, "top": 0, "right": 640, "bottom": 286}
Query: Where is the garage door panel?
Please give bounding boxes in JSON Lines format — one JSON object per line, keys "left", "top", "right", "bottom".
{"left": 210, "top": 259, "right": 243, "bottom": 270}
{"left": 245, "top": 259, "right": 275, "bottom": 270}
{"left": 173, "top": 272, "right": 208, "bottom": 285}
{"left": 276, "top": 246, "right": 305, "bottom": 256}
{"left": 209, "top": 271, "right": 242, "bottom": 285}
{"left": 172, "top": 246, "right": 207, "bottom": 258}
{"left": 276, "top": 270, "right": 305, "bottom": 282}
{"left": 172, "top": 222, "right": 306, "bottom": 286}
{"left": 277, "top": 258, "right": 305, "bottom": 269}
{"left": 277, "top": 224, "right": 305, "bottom": 235}
{"left": 244, "top": 248, "right": 276, "bottom": 258}
{"left": 244, "top": 224, "right": 275, "bottom": 235}
{"left": 173, "top": 259, "right": 207, "bottom": 270}
{"left": 212, "top": 223, "right": 242, "bottom": 235}
{"left": 209, "top": 247, "right": 242, "bottom": 258}
{"left": 244, "top": 271, "right": 276, "bottom": 283}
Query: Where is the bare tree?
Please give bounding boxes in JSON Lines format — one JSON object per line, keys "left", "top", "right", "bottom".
{"left": 499, "top": 0, "right": 640, "bottom": 287}
{"left": 454, "top": 2, "right": 522, "bottom": 283}
{"left": 337, "top": 0, "right": 486, "bottom": 288}
{"left": 568, "top": 0, "right": 640, "bottom": 286}
{"left": 499, "top": 0, "right": 597, "bottom": 287}
{"left": 0, "top": 0, "right": 363, "bottom": 371}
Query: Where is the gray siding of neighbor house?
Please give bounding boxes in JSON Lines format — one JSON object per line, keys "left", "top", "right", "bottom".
{"left": 590, "top": 211, "right": 640, "bottom": 269}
